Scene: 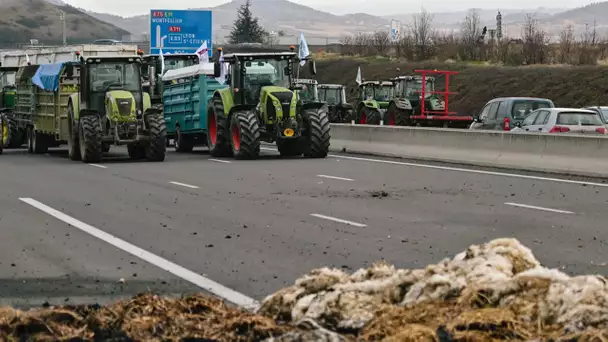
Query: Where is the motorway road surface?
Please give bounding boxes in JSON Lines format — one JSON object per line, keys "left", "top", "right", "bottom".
{"left": 0, "top": 145, "right": 607, "bottom": 309}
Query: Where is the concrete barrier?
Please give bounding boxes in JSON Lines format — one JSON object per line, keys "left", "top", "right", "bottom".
{"left": 329, "top": 124, "right": 608, "bottom": 178}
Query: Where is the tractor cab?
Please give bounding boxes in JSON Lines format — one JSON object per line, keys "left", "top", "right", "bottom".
{"left": 356, "top": 81, "right": 394, "bottom": 125}
{"left": 75, "top": 55, "right": 145, "bottom": 124}
{"left": 392, "top": 75, "right": 443, "bottom": 113}
{"left": 0, "top": 66, "right": 18, "bottom": 110}
{"left": 318, "top": 84, "right": 353, "bottom": 123}
{"left": 293, "top": 78, "right": 319, "bottom": 104}
{"left": 141, "top": 52, "right": 198, "bottom": 106}
{"left": 359, "top": 81, "right": 394, "bottom": 102}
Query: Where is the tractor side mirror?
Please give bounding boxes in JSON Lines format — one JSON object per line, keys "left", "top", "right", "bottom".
{"left": 309, "top": 59, "right": 316, "bottom": 75}
{"left": 213, "top": 61, "right": 221, "bottom": 78}
{"left": 65, "top": 64, "right": 74, "bottom": 79}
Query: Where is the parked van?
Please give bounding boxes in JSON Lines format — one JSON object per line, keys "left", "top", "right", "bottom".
{"left": 470, "top": 97, "right": 555, "bottom": 131}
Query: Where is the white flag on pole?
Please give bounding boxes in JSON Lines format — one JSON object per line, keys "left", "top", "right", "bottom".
{"left": 215, "top": 50, "right": 226, "bottom": 84}
{"left": 298, "top": 32, "right": 310, "bottom": 66}
{"left": 195, "top": 41, "right": 209, "bottom": 64}
{"left": 159, "top": 48, "right": 165, "bottom": 75}
{"left": 356, "top": 66, "right": 362, "bottom": 85}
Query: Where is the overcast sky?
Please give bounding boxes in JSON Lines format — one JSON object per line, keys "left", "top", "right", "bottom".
{"left": 61, "top": 0, "right": 595, "bottom": 17}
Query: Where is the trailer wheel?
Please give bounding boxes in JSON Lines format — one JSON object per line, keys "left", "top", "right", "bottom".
{"left": 174, "top": 126, "right": 193, "bottom": 152}
{"left": 144, "top": 111, "right": 167, "bottom": 162}
{"left": 230, "top": 110, "right": 260, "bottom": 160}
{"left": 302, "top": 107, "right": 330, "bottom": 158}
{"left": 32, "top": 130, "right": 48, "bottom": 154}
{"left": 1, "top": 112, "right": 22, "bottom": 148}
{"left": 207, "top": 97, "right": 232, "bottom": 157}
{"left": 67, "top": 103, "right": 81, "bottom": 161}
{"left": 78, "top": 115, "right": 102, "bottom": 163}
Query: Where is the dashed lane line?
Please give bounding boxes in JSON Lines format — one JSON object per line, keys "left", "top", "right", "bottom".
{"left": 169, "top": 181, "right": 199, "bottom": 189}
{"left": 504, "top": 202, "right": 574, "bottom": 214}
{"left": 310, "top": 213, "right": 367, "bottom": 227}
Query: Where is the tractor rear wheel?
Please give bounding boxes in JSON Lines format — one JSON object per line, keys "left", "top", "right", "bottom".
{"left": 230, "top": 110, "right": 260, "bottom": 160}
{"left": 145, "top": 112, "right": 167, "bottom": 162}
{"left": 358, "top": 107, "right": 380, "bottom": 125}
{"left": 1, "top": 111, "right": 22, "bottom": 148}
{"left": 78, "top": 115, "right": 102, "bottom": 163}
{"left": 67, "top": 103, "right": 81, "bottom": 161}
{"left": 302, "top": 107, "right": 330, "bottom": 158}
{"left": 207, "top": 97, "right": 232, "bottom": 157}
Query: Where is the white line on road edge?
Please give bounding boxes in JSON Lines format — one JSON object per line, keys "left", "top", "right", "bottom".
{"left": 209, "top": 158, "right": 232, "bottom": 163}
{"left": 169, "top": 181, "right": 199, "bottom": 189}
{"left": 504, "top": 202, "right": 574, "bottom": 214}
{"left": 317, "top": 174, "right": 355, "bottom": 181}
{"left": 328, "top": 154, "right": 608, "bottom": 188}
{"left": 88, "top": 164, "right": 107, "bottom": 169}
{"left": 310, "top": 213, "right": 367, "bottom": 227}
{"left": 19, "top": 198, "right": 259, "bottom": 310}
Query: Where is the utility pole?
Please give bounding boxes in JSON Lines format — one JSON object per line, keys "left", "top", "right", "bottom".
{"left": 59, "top": 10, "right": 66, "bottom": 46}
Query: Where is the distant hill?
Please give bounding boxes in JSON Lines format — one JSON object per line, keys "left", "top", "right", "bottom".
{"left": 0, "top": 0, "right": 129, "bottom": 46}
{"left": 546, "top": 2, "right": 608, "bottom": 25}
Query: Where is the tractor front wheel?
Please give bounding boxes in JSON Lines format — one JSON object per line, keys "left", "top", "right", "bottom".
{"left": 302, "top": 107, "right": 330, "bottom": 158}
{"left": 207, "top": 97, "right": 232, "bottom": 157}
{"left": 145, "top": 112, "right": 167, "bottom": 162}
{"left": 1, "top": 112, "right": 22, "bottom": 148}
{"left": 230, "top": 111, "right": 260, "bottom": 160}
{"left": 78, "top": 115, "right": 102, "bottom": 163}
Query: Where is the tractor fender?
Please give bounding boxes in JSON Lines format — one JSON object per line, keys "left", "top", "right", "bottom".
{"left": 228, "top": 104, "right": 257, "bottom": 123}
{"left": 362, "top": 100, "right": 378, "bottom": 109}
{"left": 69, "top": 94, "right": 80, "bottom": 121}
{"left": 393, "top": 98, "right": 413, "bottom": 110}
{"left": 143, "top": 92, "right": 152, "bottom": 112}
{"left": 299, "top": 102, "right": 327, "bottom": 112}
{"left": 215, "top": 88, "right": 234, "bottom": 116}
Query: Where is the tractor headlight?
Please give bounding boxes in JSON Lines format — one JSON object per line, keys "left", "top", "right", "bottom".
{"left": 273, "top": 100, "right": 280, "bottom": 107}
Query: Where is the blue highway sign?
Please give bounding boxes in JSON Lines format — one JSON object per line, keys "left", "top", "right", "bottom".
{"left": 149, "top": 9, "right": 212, "bottom": 55}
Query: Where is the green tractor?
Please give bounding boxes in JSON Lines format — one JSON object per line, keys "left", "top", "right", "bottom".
{"left": 67, "top": 55, "right": 167, "bottom": 163}
{"left": 207, "top": 49, "right": 330, "bottom": 159}
{"left": 356, "top": 80, "right": 394, "bottom": 125}
{"left": 0, "top": 65, "right": 21, "bottom": 148}
{"left": 293, "top": 78, "right": 319, "bottom": 104}
{"left": 318, "top": 84, "right": 353, "bottom": 123}
{"left": 141, "top": 52, "right": 198, "bottom": 109}
{"left": 385, "top": 75, "right": 444, "bottom": 126}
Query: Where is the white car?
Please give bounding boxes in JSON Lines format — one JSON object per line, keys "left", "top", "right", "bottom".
{"left": 512, "top": 108, "right": 607, "bottom": 135}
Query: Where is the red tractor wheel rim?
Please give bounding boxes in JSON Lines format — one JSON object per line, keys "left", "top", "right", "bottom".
{"left": 209, "top": 113, "right": 217, "bottom": 145}
{"left": 232, "top": 124, "right": 240, "bottom": 151}
{"left": 360, "top": 110, "right": 367, "bottom": 124}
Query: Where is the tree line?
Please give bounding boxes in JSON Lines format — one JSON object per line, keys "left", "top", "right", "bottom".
{"left": 340, "top": 9, "right": 607, "bottom": 66}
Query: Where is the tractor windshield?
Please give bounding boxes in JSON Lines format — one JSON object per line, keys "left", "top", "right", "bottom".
{"left": 404, "top": 80, "right": 433, "bottom": 98}
{"left": 374, "top": 86, "right": 392, "bottom": 101}
{"left": 297, "top": 83, "right": 317, "bottom": 103}
{"left": 90, "top": 62, "right": 141, "bottom": 93}
{"left": 242, "top": 59, "right": 290, "bottom": 103}
{"left": 164, "top": 58, "right": 197, "bottom": 72}
{"left": 319, "top": 88, "right": 341, "bottom": 105}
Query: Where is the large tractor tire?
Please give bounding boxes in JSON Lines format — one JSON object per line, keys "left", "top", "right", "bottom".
{"left": 207, "top": 97, "right": 232, "bottom": 157}
{"left": 230, "top": 110, "right": 260, "bottom": 160}
{"left": 145, "top": 111, "right": 167, "bottom": 162}
{"left": 67, "top": 103, "right": 81, "bottom": 161}
{"left": 358, "top": 106, "right": 380, "bottom": 125}
{"left": 387, "top": 103, "right": 410, "bottom": 126}
{"left": 78, "top": 115, "right": 102, "bottom": 163}
{"left": 1, "top": 112, "right": 22, "bottom": 148}
{"left": 302, "top": 107, "right": 330, "bottom": 158}
{"left": 174, "top": 126, "right": 193, "bottom": 153}
{"left": 28, "top": 127, "right": 48, "bottom": 154}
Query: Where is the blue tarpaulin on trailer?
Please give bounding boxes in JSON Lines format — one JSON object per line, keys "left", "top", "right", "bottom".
{"left": 32, "top": 63, "right": 64, "bottom": 91}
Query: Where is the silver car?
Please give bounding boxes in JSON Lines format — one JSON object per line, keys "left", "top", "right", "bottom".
{"left": 512, "top": 108, "right": 607, "bottom": 135}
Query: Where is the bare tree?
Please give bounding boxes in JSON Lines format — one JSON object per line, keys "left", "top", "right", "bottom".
{"left": 522, "top": 14, "right": 548, "bottom": 64}
{"left": 558, "top": 25, "right": 574, "bottom": 64}
{"left": 460, "top": 9, "right": 482, "bottom": 60}
{"left": 372, "top": 31, "right": 391, "bottom": 55}
{"left": 409, "top": 7, "right": 435, "bottom": 60}
{"left": 578, "top": 19, "right": 599, "bottom": 65}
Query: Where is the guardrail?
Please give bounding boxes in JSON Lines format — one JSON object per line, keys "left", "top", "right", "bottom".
{"left": 329, "top": 124, "right": 608, "bottom": 178}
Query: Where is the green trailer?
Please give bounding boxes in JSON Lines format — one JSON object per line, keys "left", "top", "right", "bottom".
{"left": 161, "top": 63, "right": 228, "bottom": 152}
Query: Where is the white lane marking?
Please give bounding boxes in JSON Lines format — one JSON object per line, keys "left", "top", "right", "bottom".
{"left": 328, "top": 154, "right": 608, "bottom": 188}
{"left": 310, "top": 213, "right": 367, "bottom": 227}
{"left": 19, "top": 198, "right": 259, "bottom": 310}
{"left": 317, "top": 174, "right": 355, "bottom": 181}
{"left": 88, "top": 164, "right": 107, "bottom": 169}
{"left": 209, "top": 158, "right": 232, "bottom": 163}
{"left": 505, "top": 202, "right": 574, "bottom": 214}
{"left": 169, "top": 181, "right": 199, "bottom": 189}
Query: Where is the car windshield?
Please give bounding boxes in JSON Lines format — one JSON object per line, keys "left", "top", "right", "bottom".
{"left": 243, "top": 59, "right": 290, "bottom": 89}
{"left": 319, "top": 88, "right": 341, "bottom": 105}
{"left": 90, "top": 62, "right": 140, "bottom": 93}
{"left": 512, "top": 100, "right": 552, "bottom": 120}
{"left": 557, "top": 112, "right": 604, "bottom": 126}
